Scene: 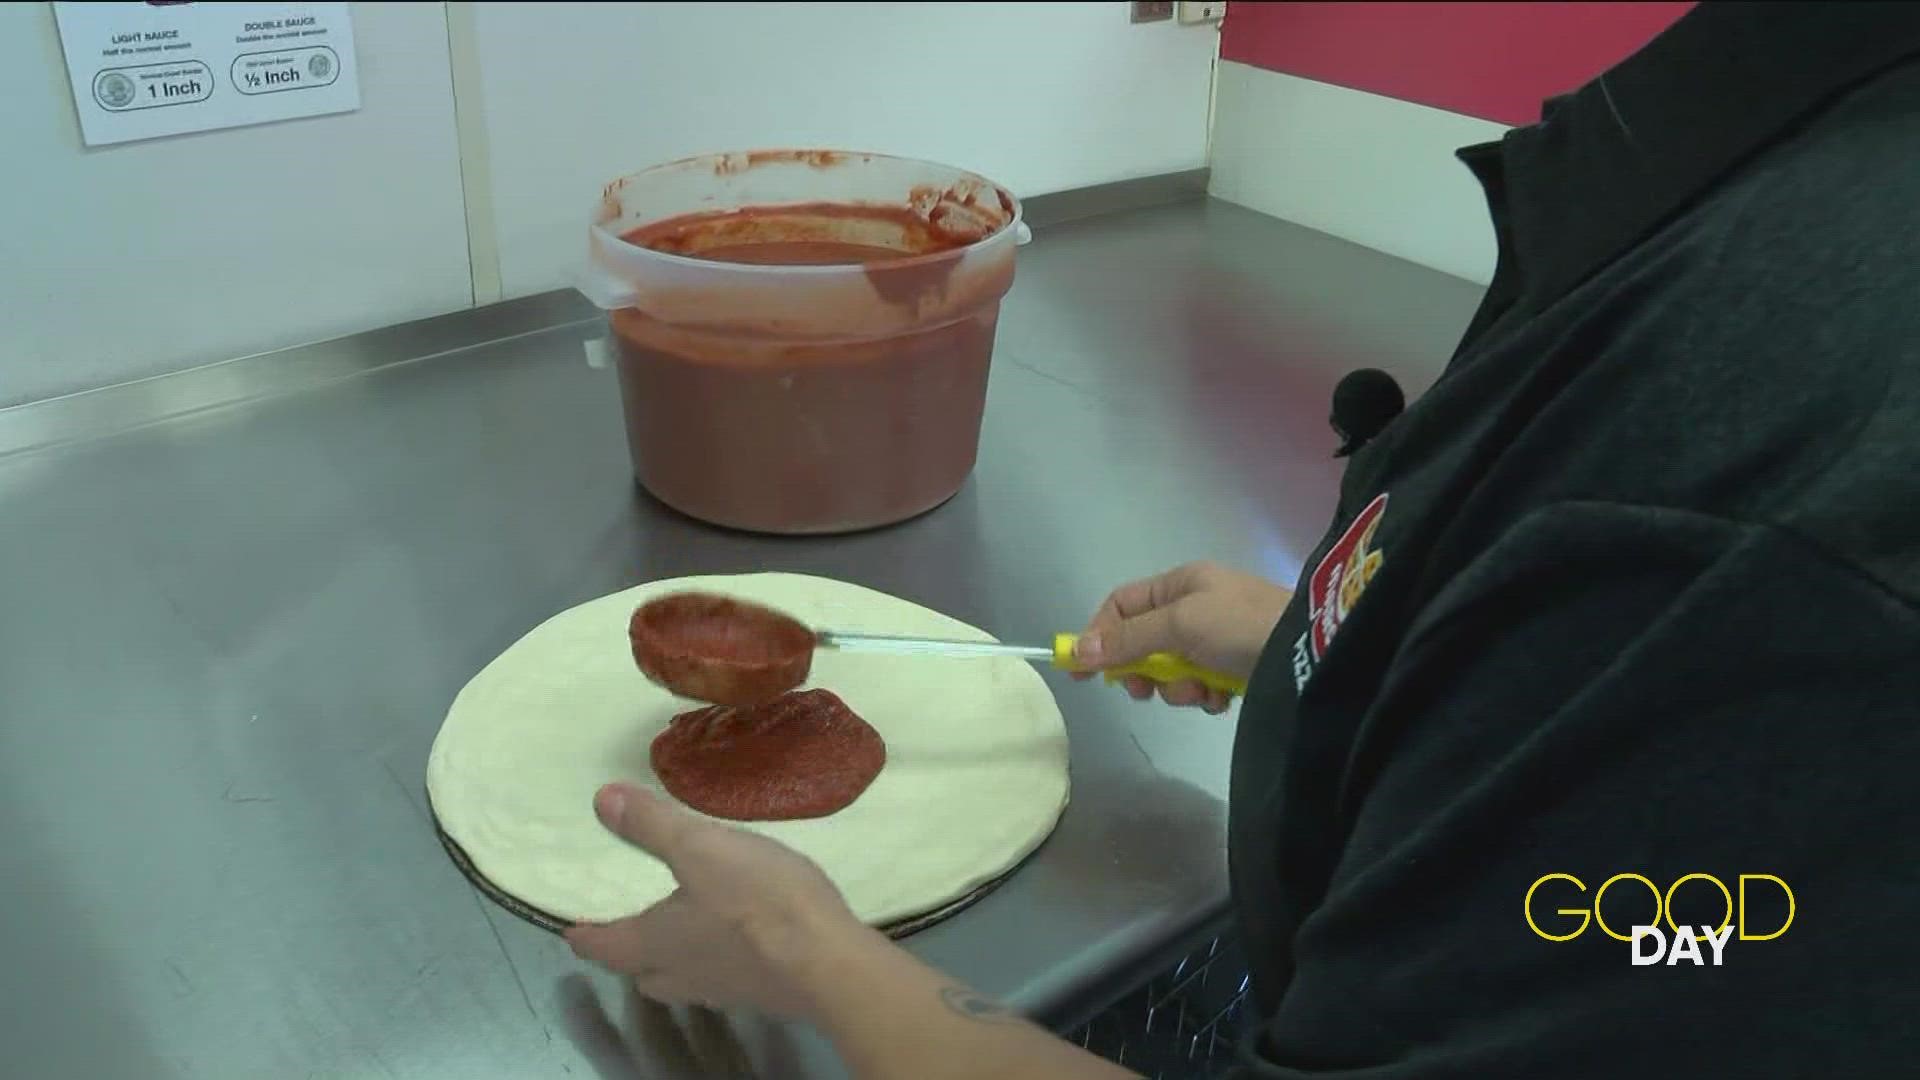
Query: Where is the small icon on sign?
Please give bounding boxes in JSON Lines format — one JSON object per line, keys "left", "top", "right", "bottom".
{"left": 308, "top": 53, "right": 333, "bottom": 80}
{"left": 95, "top": 71, "right": 136, "bottom": 109}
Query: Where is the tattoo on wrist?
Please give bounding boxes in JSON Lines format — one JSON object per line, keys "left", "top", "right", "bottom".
{"left": 938, "top": 985, "right": 1019, "bottom": 1024}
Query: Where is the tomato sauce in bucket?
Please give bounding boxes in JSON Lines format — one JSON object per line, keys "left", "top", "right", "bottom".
{"left": 580, "top": 151, "right": 1027, "bottom": 535}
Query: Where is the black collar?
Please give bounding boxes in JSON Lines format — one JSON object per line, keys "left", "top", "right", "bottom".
{"left": 1468, "top": 1, "right": 1920, "bottom": 315}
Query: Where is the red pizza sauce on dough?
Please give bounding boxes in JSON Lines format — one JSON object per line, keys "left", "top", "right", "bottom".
{"left": 628, "top": 592, "right": 815, "bottom": 706}
{"left": 650, "top": 688, "right": 886, "bottom": 821}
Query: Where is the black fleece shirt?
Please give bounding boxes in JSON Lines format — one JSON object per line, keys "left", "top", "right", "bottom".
{"left": 1229, "top": 3, "right": 1920, "bottom": 1076}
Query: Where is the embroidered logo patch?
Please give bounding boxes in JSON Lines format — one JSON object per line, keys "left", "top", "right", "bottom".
{"left": 1308, "top": 492, "right": 1388, "bottom": 661}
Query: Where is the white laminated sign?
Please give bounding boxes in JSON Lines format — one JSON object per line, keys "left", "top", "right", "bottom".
{"left": 52, "top": 2, "right": 360, "bottom": 148}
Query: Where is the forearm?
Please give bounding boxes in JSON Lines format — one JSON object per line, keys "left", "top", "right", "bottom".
{"left": 799, "top": 925, "right": 1137, "bottom": 1080}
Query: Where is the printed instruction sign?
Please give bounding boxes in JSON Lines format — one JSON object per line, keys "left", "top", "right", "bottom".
{"left": 52, "top": 2, "right": 360, "bottom": 147}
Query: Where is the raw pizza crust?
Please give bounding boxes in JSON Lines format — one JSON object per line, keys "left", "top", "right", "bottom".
{"left": 426, "top": 573, "right": 1071, "bottom": 926}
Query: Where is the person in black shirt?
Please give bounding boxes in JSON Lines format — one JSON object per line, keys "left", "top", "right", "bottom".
{"left": 563, "top": 3, "right": 1920, "bottom": 1076}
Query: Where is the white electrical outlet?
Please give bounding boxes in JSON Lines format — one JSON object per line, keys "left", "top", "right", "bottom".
{"left": 1178, "top": 0, "right": 1226, "bottom": 24}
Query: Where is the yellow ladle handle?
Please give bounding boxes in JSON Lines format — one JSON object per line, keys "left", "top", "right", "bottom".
{"left": 1051, "top": 633, "right": 1248, "bottom": 696}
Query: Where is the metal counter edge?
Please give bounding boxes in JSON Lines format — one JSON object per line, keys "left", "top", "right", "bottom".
{"left": 0, "top": 169, "right": 1210, "bottom": 460}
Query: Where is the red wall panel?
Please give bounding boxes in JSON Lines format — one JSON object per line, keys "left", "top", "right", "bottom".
{"left": 1220, "top": 2, "right": 1696, "bottom": 126}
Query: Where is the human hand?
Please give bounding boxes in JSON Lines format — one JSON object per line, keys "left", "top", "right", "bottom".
{"left": 567, "top": 789, "right": 1140, "bottom": 1080}
{"left": 564, "top": 783, "right": 875, "bottom": 1020}
{"left": 1071, "top": 561, "right": 1292, "bottom": 713}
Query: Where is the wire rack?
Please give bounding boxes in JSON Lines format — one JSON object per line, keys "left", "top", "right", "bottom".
{"left": 1068, "top": 933, "right": 1253, "bottom": 1079}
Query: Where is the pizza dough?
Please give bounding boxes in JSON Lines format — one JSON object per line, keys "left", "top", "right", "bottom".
{"left": 425, "top": 573, "right": 1071, "bottom": 926}
{"left": 652, "top": 689, "right": 886, "bottom": 821}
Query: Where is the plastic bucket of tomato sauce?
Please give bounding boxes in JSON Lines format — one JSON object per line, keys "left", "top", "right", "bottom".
{"left": 578, "top": 149, "right": 1030, "bottom": 535}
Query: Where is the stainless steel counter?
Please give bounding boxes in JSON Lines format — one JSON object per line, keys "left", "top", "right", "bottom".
{"left": 0, "top": 196, "right": 1481, "bottom": 1079}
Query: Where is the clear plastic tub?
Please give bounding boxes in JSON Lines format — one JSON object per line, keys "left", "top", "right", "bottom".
{"left": 578, "top": 150, "right": 1030, "bottom": 535}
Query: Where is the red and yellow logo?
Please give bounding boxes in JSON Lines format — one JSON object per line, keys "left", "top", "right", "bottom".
{"left": 1307, "top": 493, "right": 1388, "bottom": 660}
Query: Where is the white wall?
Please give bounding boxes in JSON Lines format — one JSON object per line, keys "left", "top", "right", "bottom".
{"left": 0, "top": 2, "right": 1220, "bottom": 408}
{"left": 0, "top": 2, "right": 472, "bottom": 408}
{"left": 1208, "top": 60, "right": 1510, "bottom": 285}
{"left": 468, "top": 2, "right": 1220, "bottom": 300}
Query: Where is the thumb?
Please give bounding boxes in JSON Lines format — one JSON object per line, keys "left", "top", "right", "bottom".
{"left": 1079, "top": 604, "right": 1182, "bottom": 668}
{"left": 594, "top": 783, "right": 695, "bottom": 863}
